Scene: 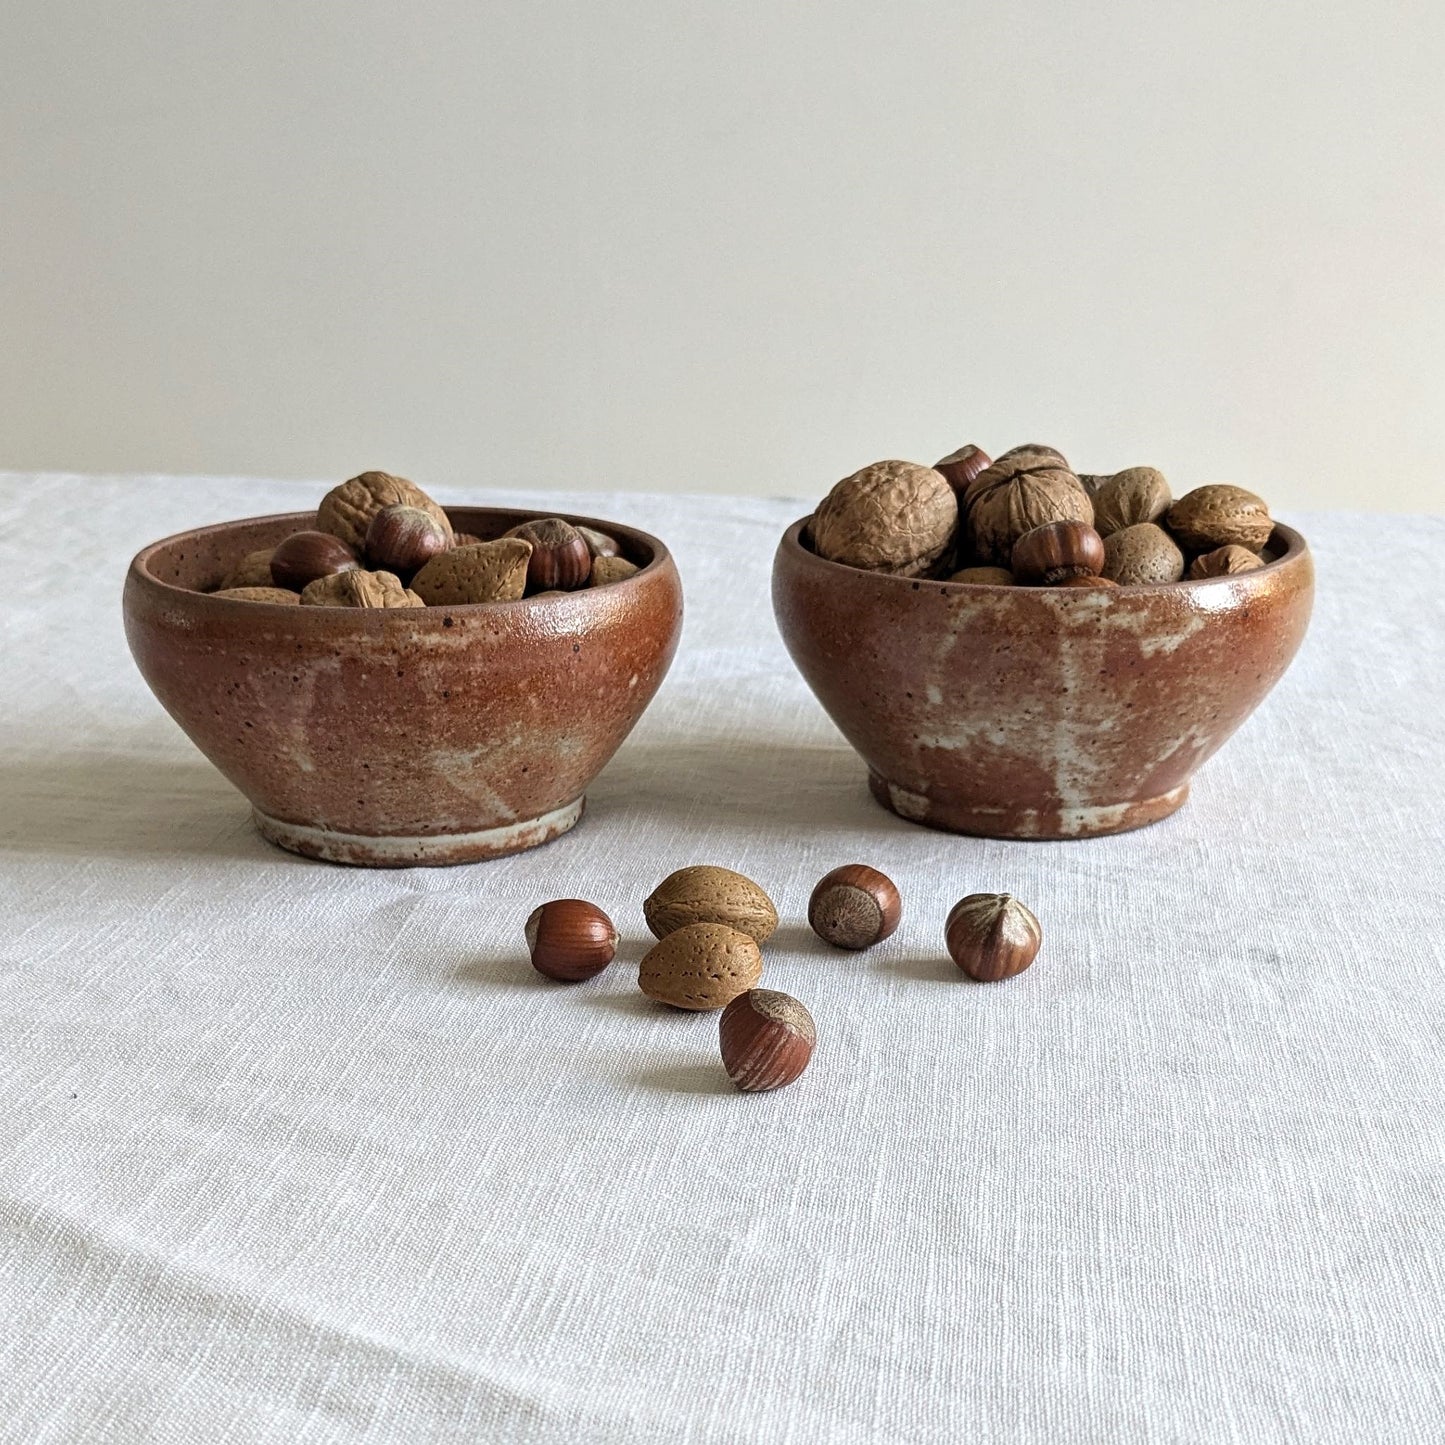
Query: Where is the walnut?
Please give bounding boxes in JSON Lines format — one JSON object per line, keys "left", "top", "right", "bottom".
{"left": 809, "top": 460, "right": 957, "bottom": 576}
{"left": 1101, "top": 523, "right": 1185, "bottom": 586}
{"left": 213, "top": 586, "right": 301, "bottom": 604}
{"left": 299, "top": 569, "right": 425, "bottom": 608}
{"left": 316, "top": 472, "right": 453, "bottom": 552}
{"left": 219, "top": 548, "right": 278, "bottom": 591}
{"left": 1091, "top": 468, "right": 1172, "bottom": 537}
{"left": 1187, "top": 544, "right": 1265, "bottom": 580}
{"left": 410, "top": 538, "right": 532, "bottom": 605}
{"left": 1166, "top": 485, "right": 1273, "bottom": 553}
{"left": 964, "top": 452, "right": 1092, "bottom": 566}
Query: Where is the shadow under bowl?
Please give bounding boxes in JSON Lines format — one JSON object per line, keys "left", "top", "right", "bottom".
{"left": 771, "top": 521, "right": 1313, "bottom": 839}
{"left": 124, "top": 507, "right": 683, "bottom": 865}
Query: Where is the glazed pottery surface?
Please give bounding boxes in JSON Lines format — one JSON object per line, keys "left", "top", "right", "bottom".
{"left": 125, "top": 508, "right": 683, "bottom": 865}
{"left": 772, "top": 522, "right": 1313, "bottom": 839}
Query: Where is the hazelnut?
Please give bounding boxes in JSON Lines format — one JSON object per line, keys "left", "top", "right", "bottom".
{"left": 808, "top": 864, "right": 901, "bottom": 950}
{"left": 576, "top": 524, "right": 621, "bottom": 559}
{"left": 810, "top": 460, "right": 958, "bottom": 577}
{"left": 638, "top": 923, "right": 763, "bottom": 1010}
{"left": 503, "top": 517, "right": 592, "bottom": 592}
{"left": 316, "top": 471, "right": 453, "bottom": 552}
{"left": 1166, "top": 485, "right": 1273, "bottom": 553}
{"left": 964, "top": 454, "right": 1092, "bottom": 566}
{"left": 212, "top": 586, "right": 302, "bottom": 604}
{"left": 299, "top": 569, "right": 425, "bottom": 608}
{"left": 1010, "top": 520, "right": 1106, "bottom": 585}
{"left": 933, "top": 444, "right": 992, "bottom": 494}
{"left": 1101, "top": 523, "right": 1185, "bottom": 586}
{"left": 1090, "top": 468, "right": 1172, "bottom": 537}
{"left": 590, "top": 556, "right": 639, "bottom": 586}
{"left": 411, "top": 538, "right": 532, "bottom": 605}
{"left": 1188, "top": 544, "right": 1266, "bottom": 580}
{"left": 719, "top": 989, "right": 816, "bottom": 1092}
{"left": 945, "top": 894, "right": 1042, "bottom": 981}
{"left": 270, "top": 531, "right": 360, "bottom": 591}
{"left": 644, "top": 866, "right": 778, "bottom": 944}
{"left": 1057, "top": 574, "right": 1118, "bottom": 589}
{"left": 948, "top": 566, "right": 1015, "bottom": 586}
{"left": 525, "top": 899, "right": 618, "bottom": 981}
{"left": 365, "top": 504, "right": 451, "bottom": 576}
{"left": 219, "top": 548, "right": 277, "bottom": 590}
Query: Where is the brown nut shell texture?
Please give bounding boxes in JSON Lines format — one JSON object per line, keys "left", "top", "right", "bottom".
{"left": 590, "top": 556, "right": 639, "bottom": 586}
{"left": 317, "top": 471, "right": 454, "bottom": 552}
{"left": 1091, "top": 468, "right": 1172, "bottom": 538}
{"left": 638, "top": 923, "right": 763, "bottom": 1010}
{"left": 949, "top": 565, "right": 1016, "bottom": 586}
{"left": 300, "top": 569, "right": 425, "bottom": 608}
{"left": 411, "top": 538, "right": 532, "bottom": 605}
{"left": 1166, "top": 485, "right": 1273, "bottom": 553}
{"left": 220, "top": 548, "right": 277, "bottom": 590}
{"left": 810, "top": 460, "right": 958, "bottom": 576}
{"left": 1188, "top": 544, "right": 1266, "bottom": 580}
{"left": 1101, "top": 523, "right": 1185, "bottom": 586}
{"left": 644, "top": 866, "right": 779, "bottom": 943}
{"left": 214, "top": 586, "right": 302, "bottom": 604}
{"left": 719, "top": 989, "right": 816, "bottom": 1092}
{"left": 964, "top": 454, "right": 1093, "bottom": 567}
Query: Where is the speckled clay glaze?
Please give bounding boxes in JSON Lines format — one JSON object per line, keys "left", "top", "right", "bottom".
{"left": 125, "top": 508, "right": 683, "bottom": 865}
{"left": 772, "top": 521, "right": 1313, "bottom": 839}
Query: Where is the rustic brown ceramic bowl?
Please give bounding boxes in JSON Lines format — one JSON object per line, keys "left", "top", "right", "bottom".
{"left": 772, "top": 522, "right": 1313, "bottom": 838}
{"left": 125, "top": 507, "right": 683, "bottom": 865}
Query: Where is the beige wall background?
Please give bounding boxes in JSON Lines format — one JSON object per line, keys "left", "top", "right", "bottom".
{"left": 2, "top": 1, "right": 1441, "bottom": 511}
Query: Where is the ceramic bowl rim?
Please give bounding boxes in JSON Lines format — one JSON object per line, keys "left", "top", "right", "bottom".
{"left": 778, "top": 518, "right": 1309, "bottom": 594}
{"left": 128, "top": 505, "right": 675, "bottom": 615}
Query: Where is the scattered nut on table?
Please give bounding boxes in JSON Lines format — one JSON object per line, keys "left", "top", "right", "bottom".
{"left": 719, "top": 989, "right": 816, "bottom": 1092}
{"left": 945, "top": 894, "right": 1042, "bottom": 981}
{"left": 644, "top": 866, "right": 778, "bottom": 944}
{"left": 526, "top": 899, "right": 619, "bottom": 981}
{"left": 808, "top": 864, "right": 901, "bottom": 950}
{"left": 638, "top": 922, "right": 763, "bottom": 1010}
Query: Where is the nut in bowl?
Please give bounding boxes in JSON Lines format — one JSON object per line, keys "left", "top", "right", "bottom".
{"left": 125, "top": 488, "right": 683, "bottom": 865}
{"left": 772, "top": 446, "right": 1314, "bottom": 839}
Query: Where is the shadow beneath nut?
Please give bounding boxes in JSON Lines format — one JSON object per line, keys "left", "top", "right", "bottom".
{"left": 769, "top": 922, "right": 842, "bottom": 959}
{"left": 886, "top": 954, "right": 958, "bottom": 982}
{"left": 631, "top": 1062, "right": 734, "bottom": 1096}
{"left": 451, "top": 956, "right": 556, "bottom": 990}
{"left": 577, "top": 988, "right": 657, "bottom": 1018}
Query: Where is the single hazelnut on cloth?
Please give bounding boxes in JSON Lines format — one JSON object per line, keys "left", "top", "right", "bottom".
{"left": 1090, "top": 468, "right": 1172, "bottom": 538}
{"left": 719, "top": 989, "right": 816, "bottom": 1092}
{"left": 270, "top": 531, "right": 360, "bottom": 591}
{"left": 213, "top": 586, "right": 302, "bottom": 604}
{"left": 1101, "top": 523, "right": 1185, "bottom": 586}
{"left": 1188, "top": 544, "right": 1266, "bottom": 580}
{"left": 1011, "top": 520, "right": 1106, "bottom": 585}
{"left": 526, "top": 899, "right": 618, "bottom": 981}
{"left": 299, "top": 569, "right": 425, "bottom": 608}
{"left": 638, "top": 923, "right": 763, "bottom": 1010}
{"left": 1166, "top": 485, "right": 1273, "bottom": 554}
{"left": 945, "top": 894, "right": 1042, "bottom": 981}
{"left": 644, "top": 866, "right": 779, "bottom": 944}
{"left": 809, "top": 460, "right": 958, "bottom": 577}
{"left": 316, "top": 471, "right": 454, "bottom": 552}
{"left": 410, "top": 538, "right": 533, "bottom": 605}
{"left": 963, "top": 448, "right": 1093, "bottom": 566}
{"left": 808, "top": 864, "right": 901, "bottom": 950}
{"left": 934, "top": 444, "right": 992, "bottom": 494}
{"left": 503, "top": 517, "right": 593, "bottom": 592}
{"left": 365, "top": 505, "right": 452, "bottom": 577}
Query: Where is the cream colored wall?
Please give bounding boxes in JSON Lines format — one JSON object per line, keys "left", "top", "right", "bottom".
{"left": 2, "top": 2, "right": 1441, "bottom": 511}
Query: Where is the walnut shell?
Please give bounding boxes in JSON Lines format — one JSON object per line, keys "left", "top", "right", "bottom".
{"left": 644, "top": 866, "right": 778, "bottom": 943}
{"left": 213, "top": 586, "right": 302, "bottom": 604}
{"left": 410, "top": 537, "right": 532, "bottom": 605}
{"left": 1166, "top": 485, "right": 1273, "bottom": 553}
{"left": 638, "top": 923, "right": 764, "bottom": 1011}
{"left": 1101, "top": 523, "right": 1185, "bottom": 586}
{"left": 1091, "top": 468, "right": 1172, "bottom": 537}
{"left": 590, "top": 555, "right": 639, "bottom": 586}
{"left": 1188, "top": 544, "right": 1266, "bottom": 580}
{"left": 964, "top": 456, "right": 1093, "bottom": 567}
{"left": 300, "top": 569, "right": 425, "bottom": 608}
{"left": 317, "top": 472, "right": 453, "bottom": 552}
{"left": 219, "top": 548, "right": 277, "bottom": 590}
{"left": 810, "top": 460, "right": 958, "bottom": 576}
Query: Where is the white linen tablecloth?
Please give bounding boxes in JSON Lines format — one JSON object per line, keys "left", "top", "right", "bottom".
{"left": 2, "top": 474, "right": 1442, "bottom": 1445}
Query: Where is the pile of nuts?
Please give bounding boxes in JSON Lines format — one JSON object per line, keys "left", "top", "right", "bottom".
{"left": 525, "top": 864, "right": 1043, "bottom": 1094}
{"left": 209, "top": 470, "right": 640, "bottom": 607}
{"left": 808, "top": 444, "right": 1282, "bottom": 587}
